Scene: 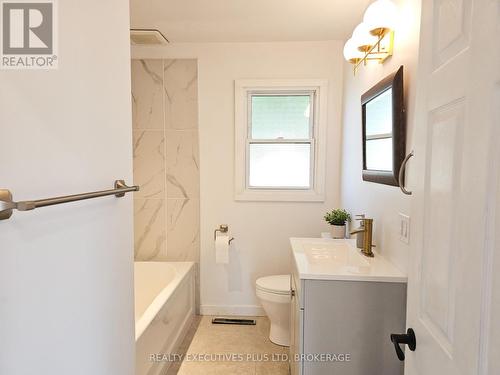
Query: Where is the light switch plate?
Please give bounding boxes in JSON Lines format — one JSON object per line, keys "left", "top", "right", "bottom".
{"left": 399, "top": 213, "right": 410, "bottom": 244}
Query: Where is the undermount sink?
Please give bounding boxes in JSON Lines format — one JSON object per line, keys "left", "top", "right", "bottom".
{"left": 290, "top": 238, "right": 406, "bottom": 282}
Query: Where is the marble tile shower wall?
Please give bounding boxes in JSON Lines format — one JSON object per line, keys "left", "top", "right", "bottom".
{"left": 131, "top": 59, "right": 199, "bottom": 262}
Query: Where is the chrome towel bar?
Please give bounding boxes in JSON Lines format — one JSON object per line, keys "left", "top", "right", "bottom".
{"left": 0, "top": 180, "right": 139, "bottom": 221}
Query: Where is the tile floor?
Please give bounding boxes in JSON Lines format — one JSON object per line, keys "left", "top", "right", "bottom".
{"left": 167, "top": 316, "right": 290, "bottom": 375}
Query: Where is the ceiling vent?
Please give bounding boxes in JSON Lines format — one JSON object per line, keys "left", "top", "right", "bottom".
{"left": 130, "top": 29, "right": 169, "bottom": 45}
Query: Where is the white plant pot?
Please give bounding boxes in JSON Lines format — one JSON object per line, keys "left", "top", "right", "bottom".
{"left": 331, "top": 225, "right": 346, "bottom": 239}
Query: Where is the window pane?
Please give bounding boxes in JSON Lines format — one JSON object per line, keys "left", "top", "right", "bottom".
{"left": 249, "top": 143, "right": 311, "bottom": 188}
{"left": 251, "top": 95, "right": 311, "bottom": 139}
{"left": 366, "top": 138, "right": 393, "bottom": 171}
{"left": 365, "top": 88, "right": 392, "bottom": 136}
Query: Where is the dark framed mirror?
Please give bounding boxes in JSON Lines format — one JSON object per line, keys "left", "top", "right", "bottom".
{"left": 361, "top": 66, "right": 406, "bottom": 186}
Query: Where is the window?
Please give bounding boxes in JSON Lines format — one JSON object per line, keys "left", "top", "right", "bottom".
{"left": 248, "top": 93, "right": 313, "bottom": 189}
{"left": 235, "top": 80, "right": 328, "bottom": 201}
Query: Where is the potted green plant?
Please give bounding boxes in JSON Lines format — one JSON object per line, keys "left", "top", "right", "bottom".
{"left": 324, "top": 209, "right": 351, "bottom": 239}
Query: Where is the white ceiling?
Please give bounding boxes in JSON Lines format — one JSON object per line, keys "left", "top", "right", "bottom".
{"left": 130, "top": 0, "right": 372, "bottom": 43}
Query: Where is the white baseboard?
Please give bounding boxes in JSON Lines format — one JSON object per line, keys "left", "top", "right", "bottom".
{"left": 200, "top": 304, "right": 266, "bottom": 317}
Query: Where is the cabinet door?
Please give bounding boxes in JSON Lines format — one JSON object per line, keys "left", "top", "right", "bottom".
{"left": 290, "top": 274, "right": 303, "bottom": 375}
{"left": 303, "top": 280, "right": 405, "bottom": 375}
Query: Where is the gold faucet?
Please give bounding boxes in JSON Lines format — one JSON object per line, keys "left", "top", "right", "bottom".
{"left": 350, "top": 218, "right": 375, "bottom": 257}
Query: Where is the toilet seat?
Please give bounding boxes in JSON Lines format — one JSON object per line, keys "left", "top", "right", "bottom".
{"left": 256, "top": 275, "right": 290, "bottom": 295}
{"left": 256, "top": 288, "right": 290, "bottom": 304}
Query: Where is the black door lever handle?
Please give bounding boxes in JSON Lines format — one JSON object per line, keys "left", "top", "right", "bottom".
{"left": 390, "top": 328, "right": 416, "bottom": 361}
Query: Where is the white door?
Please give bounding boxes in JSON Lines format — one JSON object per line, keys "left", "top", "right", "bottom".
{"left": 0, "top": 1, "right": 135, "bottom": 374}
{"left": 404, "top": 0, "right": 500, "bottom": 374}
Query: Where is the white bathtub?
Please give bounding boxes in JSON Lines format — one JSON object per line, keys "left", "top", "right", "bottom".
{"left": 135, "top": 262, "right": 195, "bottom": 375}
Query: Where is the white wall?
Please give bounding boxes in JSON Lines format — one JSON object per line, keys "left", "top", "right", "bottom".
{"left": 340, "top": 0, "right": 422, "bottom": 273}
{"left": 132, "top": 41, "right": 344, "bottom": 315}
{"left": 0, "top": 1, "right": 135, "bottom": 374}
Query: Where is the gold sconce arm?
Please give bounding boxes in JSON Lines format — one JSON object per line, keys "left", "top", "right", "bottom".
{"left": 353, "top": 30, "right": 394, "bottom": 75}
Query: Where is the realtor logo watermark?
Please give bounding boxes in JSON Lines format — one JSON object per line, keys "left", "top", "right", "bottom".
{"left": 1, "top": 0, "right": 58, "bottom": 69}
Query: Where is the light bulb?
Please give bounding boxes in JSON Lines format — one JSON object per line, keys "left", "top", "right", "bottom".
{"left": 363, "top": 0, "right": 397, "bottom": 36}
{"left": 343, "top": 38, "right": 364, "bottom": 64}
{"left": 352, "top": 22, "right": 378, "bottom": 52}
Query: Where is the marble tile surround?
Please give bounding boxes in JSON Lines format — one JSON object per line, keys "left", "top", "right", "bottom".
{"left": 131, "top": 60, "right": 163, "bottom": 130}
{"left": 133, "top": 130, "right": 165, "bottom": 199}
{"left": 131, "top": 59, "right": 199, "bottom": 262}
{"left": 166, "top": 130, "right": 199, "bottom": 199}
{"left": 134, "top": 199, "right": 166, "bottom": 260}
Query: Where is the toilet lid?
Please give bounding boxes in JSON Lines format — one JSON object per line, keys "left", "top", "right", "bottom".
{"left": 256, "top": 275, "right": 291, "bottom": 295}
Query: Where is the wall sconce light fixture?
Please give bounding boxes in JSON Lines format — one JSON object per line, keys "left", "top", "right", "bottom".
{"left": 344, "top": 0, "right": 397, "bottom": 74}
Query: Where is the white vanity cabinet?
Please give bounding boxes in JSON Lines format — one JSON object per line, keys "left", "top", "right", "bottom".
{"left": 290, "top": 270, "right": 304, "bottom": 375}
{"left": 289, "top": 238, "right": 407, "bottom": 375}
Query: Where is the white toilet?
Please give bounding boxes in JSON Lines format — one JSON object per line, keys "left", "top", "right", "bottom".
{"left": 256, "top": 274, "right": 291, "bottom": 346}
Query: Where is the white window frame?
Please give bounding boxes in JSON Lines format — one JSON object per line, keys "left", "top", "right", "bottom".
{"left": 235, "top": 79, "right": 328, "bottom": 202}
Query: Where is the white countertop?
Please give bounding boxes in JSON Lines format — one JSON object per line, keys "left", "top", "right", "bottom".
{"left": 290, "top": 238, "right": 407, "bottom": 283}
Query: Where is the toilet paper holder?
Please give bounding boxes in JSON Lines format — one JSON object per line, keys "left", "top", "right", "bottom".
{"left": 214, "top": 224, "right": 235, "bottom": 244}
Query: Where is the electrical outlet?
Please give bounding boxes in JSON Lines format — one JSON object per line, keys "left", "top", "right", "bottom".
{"left": 399, "top": 213, "right": 410, "bottom": 244}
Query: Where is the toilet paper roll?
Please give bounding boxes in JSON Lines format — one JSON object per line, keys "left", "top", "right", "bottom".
{"left": 215, "top": 234, "right": 230, "bottom": 264}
